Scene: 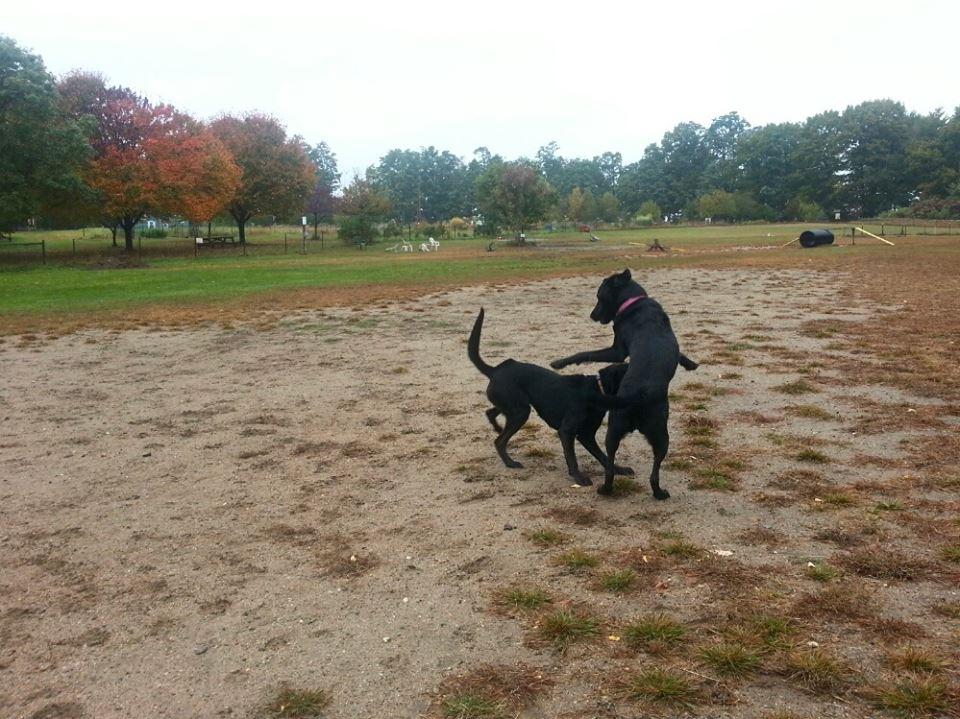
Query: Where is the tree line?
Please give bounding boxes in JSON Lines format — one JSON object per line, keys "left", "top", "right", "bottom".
{"left": 3, "top": 34, "right": 959, "bottom": 250}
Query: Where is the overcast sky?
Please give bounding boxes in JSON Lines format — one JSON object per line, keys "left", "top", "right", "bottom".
{"left": 7, "top": 1, "right": 959, "bottom": 180}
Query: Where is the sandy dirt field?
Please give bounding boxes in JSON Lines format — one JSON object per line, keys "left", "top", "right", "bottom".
{"left": 2, "top": 268, "right": 958, "bottom": 719}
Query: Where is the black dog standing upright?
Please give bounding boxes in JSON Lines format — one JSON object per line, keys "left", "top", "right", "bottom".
{"left": 552, "top": 270, "right": 698, "bottom": 499}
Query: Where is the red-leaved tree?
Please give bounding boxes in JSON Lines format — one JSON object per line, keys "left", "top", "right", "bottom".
{"left": 60, "top": 72, "right": 240, "bottom": 250}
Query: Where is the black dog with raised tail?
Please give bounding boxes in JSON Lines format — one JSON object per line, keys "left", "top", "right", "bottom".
{"left": 469, "top": 308, "right": 634, "bottom": 486}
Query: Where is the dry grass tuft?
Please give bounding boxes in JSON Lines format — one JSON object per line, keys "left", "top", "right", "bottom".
{"left": 314, "top": 534, "right": 379, "bottom": 578}
{"left": 773, "top": 379, "right": 819, "bottom": 396}
{"left": 792, "top": 582, "right": 876, "bottom": 621}
{"left": 884, "top": 647, "right": 947, "bottom": 675}
{"left": 870, "top": 675, "right": 956, "bottom": 719}
{"left": 738, "top": 525, "right": 787, "bottom": 547}
{"left": 544, "top": 506, "right": 599, "bottom": 526}
{"left": 433, "top": 663, "right": 553, "bottom": 719}
{"left": 836, "top": 545, "right": 935, "bottom": 582}
{"left": 699, "top": 641, "right": 762, "bottom": 677}
{"left": 786, "top": 404, "right": 835, "bottom": 421}
{"left": 781, "top": 649, "right": 853, "bottom": 694}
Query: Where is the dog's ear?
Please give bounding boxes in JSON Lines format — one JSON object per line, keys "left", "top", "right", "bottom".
{"left": 617, "top": 268, "right": 632, "bottom": 284}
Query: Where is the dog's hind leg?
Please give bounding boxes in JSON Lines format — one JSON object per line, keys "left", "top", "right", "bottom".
{"left": 643, "top": 426, "right": 670, "bottom": 500}
{"left": 494, "top": 406, "right": 530, "bottom": 469}
{"left": 598, "top": 412, "right": 631, "bottom": 496}
{"left": 485, "top": 407, "right": 503, "bottom": 432}
{"left": 577, "top": 432, "right": 634, "bottom": 476}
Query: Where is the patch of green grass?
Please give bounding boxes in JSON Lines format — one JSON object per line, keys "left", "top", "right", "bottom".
{"left": 611, "top": 476, "right": 641, "bottom": 496}
{"left": 872, "top": 500, "right": 905, "bottom": 512}
{"left": 493, "top": 587, "right": 552, "bottom": 612}
{"left": 622, "top": 614, "right": 685, "bottom": 651}
{"left": 537, "top": 609, "right": 601, "bottom": 649}
{"left": 621, "top": 668, "right": 699, "bottom": 707}
{"left": 260, "top": 686, "right": 330, "bottom": 718}
{"left": 442, "top": 693, "right": 501, "bottom": 718}
{"left": 690, "top": 467, "right": 736, "bottom": 490}
{"left": 525, "top": 527, "right": 568, "bottom": 547}
{"left": 873, "top": 676, "right": 952, "bottom": 718}
{"left": 806, "top": 561, "right": 841, "bottom": 582}
{"left": 699, "top": 642, "right": 762, "bottom": 677}
{"left": 600, "top": 569, "right": 637, "bottom": 592}
{"left": 661, "top": 538, "right": 704, "bottom": 559}
{"left": 555, "top": 549, "right": 598, "bottom": 572}
{"left": 739, "top": 614, "right": 796, "bottom": 651}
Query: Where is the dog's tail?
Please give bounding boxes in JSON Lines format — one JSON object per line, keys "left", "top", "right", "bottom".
{"left": 468, "top": 308, "right": 496, "bottom": 377}
{"left": 679, "top": 353, "right": 699, "bottom": 371}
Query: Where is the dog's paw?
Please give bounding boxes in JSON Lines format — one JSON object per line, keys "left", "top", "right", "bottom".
{"left": 572, "top": 475, "right": 593, "bottom": 487}
{"left": 653, "top": 488, "right": 671, "bottom": 500}
{"left": 597, "top": 484, "right": 614, "bottom": 496}
{"left": 549, "top": 359, "right": 566, "bottom": 370}
{"left": 613, "top": 465, "right": 635, "bottom": 476}
{"left": 506, "top": 460, "right": 524, "bottom": 469}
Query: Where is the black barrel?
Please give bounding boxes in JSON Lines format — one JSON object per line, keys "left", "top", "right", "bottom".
{"left": 799, "top": 229, "right": 834, "bottom": 248}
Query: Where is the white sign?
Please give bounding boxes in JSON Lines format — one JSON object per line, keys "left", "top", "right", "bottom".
{"left": 301, "top": 216, "right": 307, "bottom": 226}
{"left": 195, "top": 237, "right": 203, "bottom": 244}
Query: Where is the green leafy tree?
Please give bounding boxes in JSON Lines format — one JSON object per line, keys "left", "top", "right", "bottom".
{"left": 308, "top": 141, "right": 340, "bottom": 191}
{"left": 0, "top": 36, "right": 90, "bottom": 233}
{"left": 476, "top": 161, "right": 553, "bottom": 240}
{"left": 338, "top": 177, "right": 390, "bottom": 245}
{"left": 637, "top": 200, "right": 662, "bottom": 222}
{"left": 598, "top": 191, "right": 620, "bottom": 222}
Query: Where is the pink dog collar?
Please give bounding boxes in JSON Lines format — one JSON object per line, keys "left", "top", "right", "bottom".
{"left": 616, "top": 294, "right": 647, "bottom": 316}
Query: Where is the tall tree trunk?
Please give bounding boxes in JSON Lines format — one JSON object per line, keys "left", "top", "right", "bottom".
{"left": 122, "top": 216, "right": 137, "bottom": 251}
{"left": 229, "top": 207, "right": 249, "bottom": 244}
{"left": 110, "top": 225, "right": 118, "bottom": 246}
{"left": 313, "top": 214, "right": 319, "bottom": 240}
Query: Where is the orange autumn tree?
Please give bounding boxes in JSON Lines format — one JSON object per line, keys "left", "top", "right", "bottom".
{"left": 85, "top": 94, "right": 240, "bottom": 251}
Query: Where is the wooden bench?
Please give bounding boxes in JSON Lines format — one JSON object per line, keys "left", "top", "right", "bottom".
{"left": 195, "top": 234, "right": 237, "bottom": 247}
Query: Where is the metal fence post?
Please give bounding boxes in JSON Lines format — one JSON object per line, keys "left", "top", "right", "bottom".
{"left": 41, "top": 240, "right": 46, "bottom": 265}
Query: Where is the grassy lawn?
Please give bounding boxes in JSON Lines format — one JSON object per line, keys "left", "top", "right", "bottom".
{"left": 0, "top": 222, "right": 947, "bottom": 333}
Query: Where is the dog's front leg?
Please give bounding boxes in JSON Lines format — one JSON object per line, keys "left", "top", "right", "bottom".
{"left": 559, "top": 427, "right": 592, "bottom": 486}
{"left": 551, "top": 346, "right": 626, "bottom": 369}
{"left": 599, "top": 412, "right": 631, "bottom": 496}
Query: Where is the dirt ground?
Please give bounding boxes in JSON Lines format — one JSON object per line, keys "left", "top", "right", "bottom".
{"left": 1, "top": 268, "right": 958, "bottom": 719}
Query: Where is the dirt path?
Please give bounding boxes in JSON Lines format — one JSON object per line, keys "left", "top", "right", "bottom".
{"left": 2, "top": 269, "right": 957, "bottom": 719}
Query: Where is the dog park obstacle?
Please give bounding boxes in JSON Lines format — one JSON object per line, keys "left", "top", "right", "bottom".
{"left": 798, "top": 229, "right": 835, "bottom": 248}
{"left": 854, "top": 226, "right": 896, "bottom": 246}
{"left": 783, "top": 226, "right": 896, "bottom": 248}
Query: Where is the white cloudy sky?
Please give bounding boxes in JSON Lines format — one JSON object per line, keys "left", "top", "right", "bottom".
{"left": 6, "top": 1, "right": 958, "bottom": 179}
